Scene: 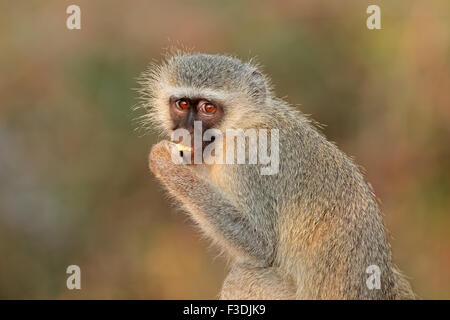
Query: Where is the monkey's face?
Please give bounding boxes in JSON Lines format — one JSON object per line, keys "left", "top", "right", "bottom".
{"left": 169, "top": 97, "right": 224, "bottom": 132}
{"left": 168, "top": 96, "right": 224, "bottom": 151}
{"left": 141, "top": 53, "right": 270, "bottom": 153}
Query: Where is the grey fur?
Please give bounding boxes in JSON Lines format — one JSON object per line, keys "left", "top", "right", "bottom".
{"left": 142, "top": 52, "right": 415, "bottom": 299}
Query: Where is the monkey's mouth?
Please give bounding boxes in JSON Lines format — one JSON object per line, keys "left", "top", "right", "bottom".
{"left": 167, "top": 141, "right": 196, "bottom": 162}
{"left": 168, "top": 138, "right": 216, "bottom": 163}
{"left": 168, "top": 141, "right": 193, "bottom": 153}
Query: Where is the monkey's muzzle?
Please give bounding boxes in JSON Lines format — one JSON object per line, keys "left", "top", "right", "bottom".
{"left": 167, "top": 141, "right": 193, "bottom": 152}
{"left": 167, "top": 141, "right": 194, "bottom": 164}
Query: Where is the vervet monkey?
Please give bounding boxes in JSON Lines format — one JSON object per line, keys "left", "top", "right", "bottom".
{"left": 139, "top": 52, "right": 415, "bottom": 299}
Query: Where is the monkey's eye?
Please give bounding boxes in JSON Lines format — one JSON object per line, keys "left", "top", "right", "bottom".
{"left": 176, "top": 99, "right": 190, "bottom": 110}
{"left": 200, "top": 102, "right": 216, "bottom": 114}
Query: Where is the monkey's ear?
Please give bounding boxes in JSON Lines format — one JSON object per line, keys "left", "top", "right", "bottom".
{"left": 248, "top": 69, "right": 267, "bottom": 104}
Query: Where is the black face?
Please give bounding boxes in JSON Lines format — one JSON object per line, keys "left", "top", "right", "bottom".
{"left": 169, "top": 96, "right": 224, "bottom": 131}
{"left": 169, "top": 96, "right": 224, "bottom": 150}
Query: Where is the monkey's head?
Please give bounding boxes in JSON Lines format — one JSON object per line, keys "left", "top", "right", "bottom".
{"left": 139, "top": 53, "right": 272, "bottom": 144}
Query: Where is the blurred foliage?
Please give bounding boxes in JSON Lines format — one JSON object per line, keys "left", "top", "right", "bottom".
{"left": 0, "top": 0, "right": 449, "bottom": 299}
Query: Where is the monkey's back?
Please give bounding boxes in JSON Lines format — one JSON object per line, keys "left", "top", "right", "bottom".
{"left": 269, "top": 105, "right": 414, "bottom": 299}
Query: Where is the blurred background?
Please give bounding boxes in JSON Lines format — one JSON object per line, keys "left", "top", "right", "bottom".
{"left": 0, "top": 0, "right": 449, "bottom": 299}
